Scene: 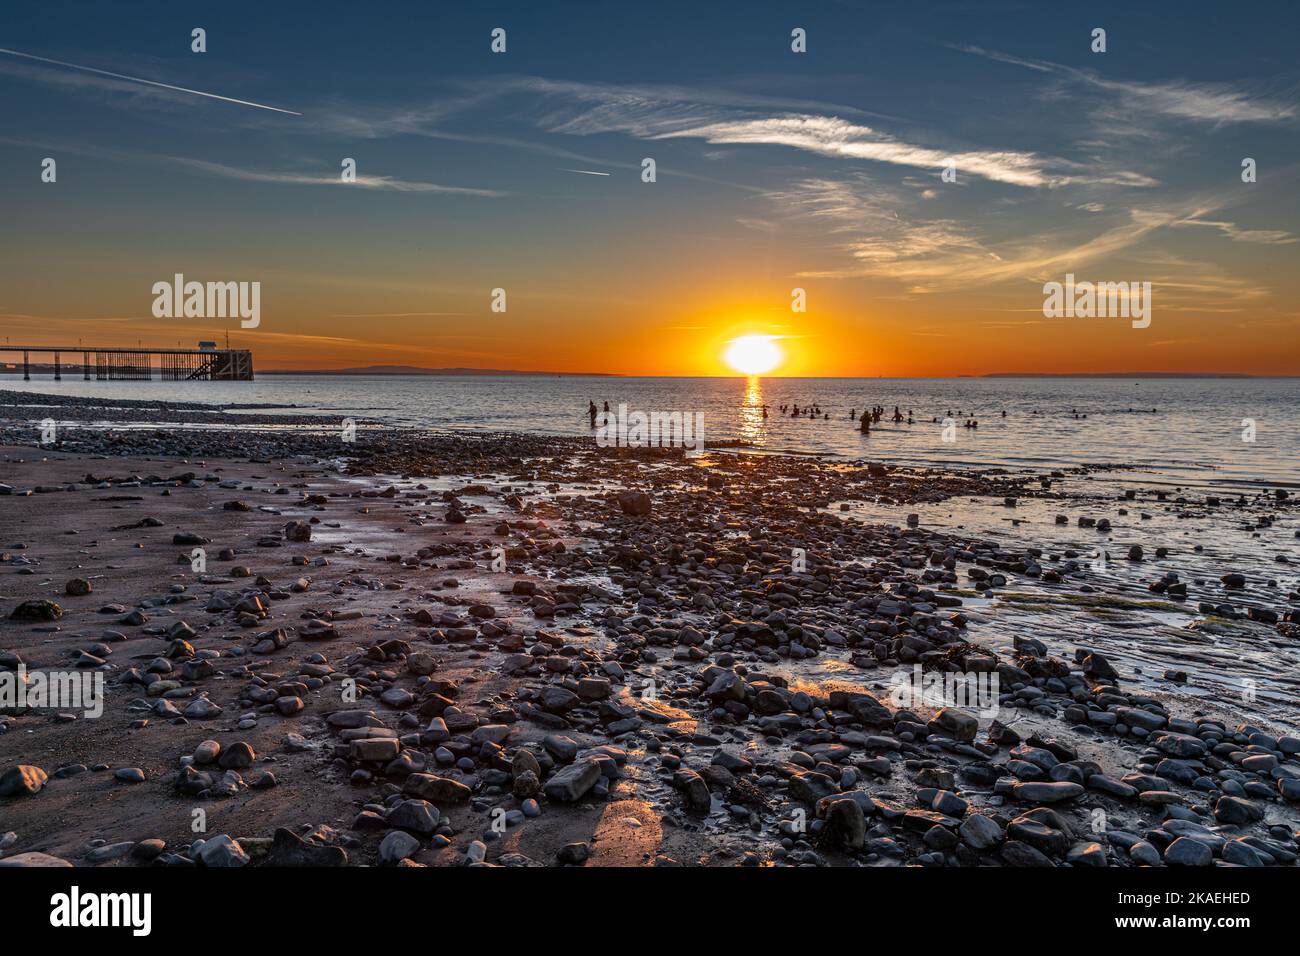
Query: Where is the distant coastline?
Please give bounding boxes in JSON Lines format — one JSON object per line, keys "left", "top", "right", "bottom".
{"left": 257, "top": 365, "right": 621, "bottom": 377}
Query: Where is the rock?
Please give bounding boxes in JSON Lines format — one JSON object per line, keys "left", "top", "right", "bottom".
{"left": 219, "top": 742, "right": 256, "bottom": 769}
{"left": 0, "top": 852, "right": 72, "bottom": 867}
{"left": 827, "top": 690, "right": 892, "bottom": 726}
{"left": 327, "top": 709, "right": 380, "bottom": 729}
{"left": 1087, "top": 774, "right": 1137, "bottom": 800}
{"left": 1222, "top": 840, "right": 1266, "bottom": 867}
{"left": 959, "top": 813, "right": 1004, "bottom": 851}
{"left": 1115, "top": 706, "right": 1166, "bottom": 732}
{"left": 403, "top": 773, "right": 471, "bottom": 803}
{"left": 1129, "top": 841, "right": 1161, "bottom": 866}
{"left": 540, "top": 686, "right": 580, "bottom": 713}
{"left": 542, "top": 735, "right": 580, "bottom": 762}
{"left": 8, "top": 600, "right": 62, "bottom": 621}
{"left": 284, "top": 520, "right": 313, "bottom": 542}
{"left": 1067, "top": 842, "right": 1108, "bottom": 867}
{"left": 577, "top": 677, "right": 612, "bottom": 700}
{"left": 1012, "top": 781, "right": 1083, "bottom": 804}
{"left": 300, "top": 619, "right": 338, "bottom": 641}
{"left": 789, "top": 771, "right": 837, "bottom": 803}
{"left": 1001, "top": 840, "right": 1054, "bottom": 867}
{"left": 513, "top": 769, "right": 540, "bottom": 798}
{"left": 470, "top": 724, "right": 511, "bottom": 746}
{"left": 673, "top": 769, "right": 711, "bottom": 812}
{"left": 1214, "top": 795, "right": 1264, "bottom": 825}
{"left": 512, "top": 749, "right": 543, "bottom": 780}
{"left": 1153, "top": 733, "right": 1206, "bottom": 758}
{"left": 85, "top": 842, "right": 136, "bottom": 863}
{"left": 379, "top": 830, "right": 420, "bottom": 864}
{"left": 616, "top": 490, "right": 652, "bottom": 516}
{"left": 1081, "top": 652, "right": 1118, "bottom": 681}
{"left": 407, "top": 652, "right": 438, "bottom": 676}
{"left": 932, "top": 708, "right": 978, "bottom": 742}
{"left": 195, "top": 835, "right": 249, "bottom": 867}
{"left": 351, "top": 738, "right": 400, "bottom": 762}
{"left": 388, "top": 799, "right": 441, "bottom": 835}
{"left": 0, "top": 765, "right": 48, "bottom": 797}
{"left": 557, "top": 842, "right": 590, "bottom": 865}
{"left": 183, "top": 697, "right": 223, "bottom": 719}
{"left": 114, "top": 768, "right": 146, "bottom": 784}
{"left": 1163, "top": 837, "right": 1212, "bottom": 867}
{"left": 820, "top": 798, "right": 866, "bottom": 851}
{"left": 543, "top": 759, "right": 602, "bottom": 802}
{"left": 65, "top": 578, "right": 93, "bottom": 596}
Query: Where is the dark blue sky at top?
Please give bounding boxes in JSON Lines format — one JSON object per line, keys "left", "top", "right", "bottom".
{"left": 5, "top": 0, "right": 1295, "bottom": 169}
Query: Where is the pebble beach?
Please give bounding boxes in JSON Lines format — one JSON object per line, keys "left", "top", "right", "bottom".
{"left": 1, "top": 388, "right": 1298, "bottom": 870}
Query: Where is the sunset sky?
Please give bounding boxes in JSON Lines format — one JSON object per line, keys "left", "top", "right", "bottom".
{"left": 1, "top": 0, "right": 1298, "bottom": 375}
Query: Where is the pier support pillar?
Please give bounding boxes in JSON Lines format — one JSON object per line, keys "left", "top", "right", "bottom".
{"left": 53, "top": 351, "right": 61, "bottom": 380}
{"left": 23, "top": 350, "right": 29, "bottom": 380}
{"left": 83, "top": 351, "right": 90, "bottom": 380}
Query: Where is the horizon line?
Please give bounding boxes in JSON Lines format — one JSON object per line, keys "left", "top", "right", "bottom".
{"left": 252, "top": 368, "right": 1297, "bottom": 379}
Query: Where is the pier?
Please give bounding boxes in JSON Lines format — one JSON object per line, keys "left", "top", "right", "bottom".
{"left": 0, "top": 345, "right": 254, "bottom": 381}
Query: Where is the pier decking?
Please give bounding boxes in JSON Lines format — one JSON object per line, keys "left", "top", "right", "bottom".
{"left": 0, "top": 346, "right": 254, "bottom": 381}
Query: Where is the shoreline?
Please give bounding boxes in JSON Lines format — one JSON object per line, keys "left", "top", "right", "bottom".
{"left": 0, "top": 385, "right": 1285, "bottom": 489}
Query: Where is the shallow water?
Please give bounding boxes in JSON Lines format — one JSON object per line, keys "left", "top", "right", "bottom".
{"left": 829, "top": 483, "right": 1300, "bottom": 735}
{"left": 3, "top": 375, "right": 1296, "bottom": 486}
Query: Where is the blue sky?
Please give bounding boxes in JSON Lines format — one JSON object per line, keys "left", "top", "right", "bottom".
{"left": 1, "top": 0, "right": 1297, "bottom": 374}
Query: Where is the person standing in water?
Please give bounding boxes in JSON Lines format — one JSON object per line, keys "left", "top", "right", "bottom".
{"left": 588, "top": 401, "right": 597, "bottom": 428}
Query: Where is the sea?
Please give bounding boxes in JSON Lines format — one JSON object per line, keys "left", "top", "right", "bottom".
{"left": 3, "top": 374, "right": 1296, "bottom": 488}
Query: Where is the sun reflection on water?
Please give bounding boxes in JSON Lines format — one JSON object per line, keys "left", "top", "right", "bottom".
{"left": 738, "top": 376, "right": 766, "bottom": 445}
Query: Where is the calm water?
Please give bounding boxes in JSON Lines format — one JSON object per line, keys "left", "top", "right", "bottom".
{"left": 2, "top": 375, "right": 1296, "bottom": 486}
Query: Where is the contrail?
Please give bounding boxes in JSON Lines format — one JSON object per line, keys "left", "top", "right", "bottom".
{"left": 0, "top": 46, "right": 302, "bottom": 115}
{"left": 559, "top": 167, "right": 611, "bottom": 177}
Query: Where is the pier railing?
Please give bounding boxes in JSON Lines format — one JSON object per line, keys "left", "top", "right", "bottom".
{"left": 0, "top": 346, "right": 254, "bottom": 381}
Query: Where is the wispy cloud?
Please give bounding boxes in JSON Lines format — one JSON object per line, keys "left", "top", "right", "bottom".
{"left": 951, "top": 44, "right": 1296, "bottom": 125}
{"left": 656, "top": 116, "right": 1055, "bottom": 187}
{"left": 170, "top": 157, "right": 506, "bottom": 197}
{"left": 1172, "top": 217, "right": 1297, "bottom": 244}
{"left": 0, "top": 46, "right": 300, "bottom": 115}
{"left": 765, "top": 176, "right": 1269, "bottom": 309}
{"left": 508, "top": 77, "right": 1155, "bottom": 189}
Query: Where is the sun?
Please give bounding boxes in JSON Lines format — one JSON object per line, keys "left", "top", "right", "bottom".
{"left": 723, "top": 334, "right": 783, "bottom": 375}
